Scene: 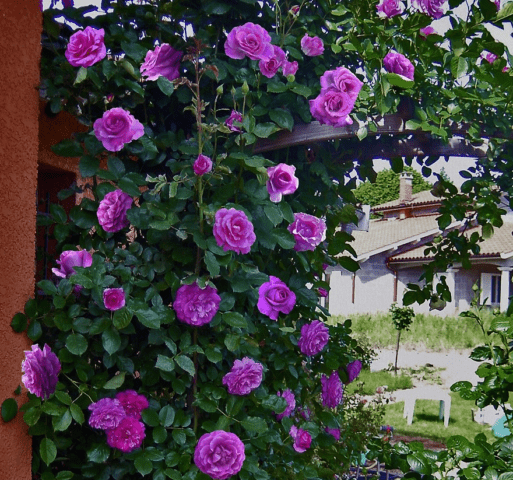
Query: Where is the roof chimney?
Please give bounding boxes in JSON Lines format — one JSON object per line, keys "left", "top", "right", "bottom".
{"left": 399, "top": 172, "right": 413, "bottom": 203}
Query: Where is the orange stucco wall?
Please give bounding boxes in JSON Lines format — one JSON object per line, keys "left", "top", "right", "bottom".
{"left": 0, "top": 0, "right": 41, "bottom": 478}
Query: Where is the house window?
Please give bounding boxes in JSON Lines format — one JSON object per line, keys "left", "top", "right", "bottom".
{"left": 480, "top": 273, "right": 501, "bottom": 306}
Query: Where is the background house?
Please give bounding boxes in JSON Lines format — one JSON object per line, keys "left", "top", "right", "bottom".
{"left": 326, "top": 173, "right": 513, "bottom": 317}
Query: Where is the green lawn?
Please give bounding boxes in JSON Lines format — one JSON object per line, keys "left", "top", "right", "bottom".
{"left": 346, "top": 369, "right": 413, "bottom": 396}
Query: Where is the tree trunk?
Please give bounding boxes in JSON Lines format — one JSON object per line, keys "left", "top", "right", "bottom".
{"left": 394, "top": 330, "right": 401, "bottom": 375}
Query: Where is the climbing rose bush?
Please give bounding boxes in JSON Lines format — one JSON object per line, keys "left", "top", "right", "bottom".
{"left": 298, "top": 320, "right": 330, "bottom": 356}
{"left": 140, "top": 43, "right": 183, "bottom": 81}
{"left": 225, "top": 110, "right": 243, "bottom": 132}
{"left": 106, "top": 417, "right": 146, "bottom": 453}
{"left": 300, "top": 33, "right": 324, "bottom": 56}
{"left": 93, "top": 108, "right": 144, "bottom": 152}
{"left": 266, "top": 163, "right": 299, "bottom": 202}
{"left": 51, "top": 250, "right": 92, "bottom": 278}
{"left": 414, "top": 0, "right": 448, "bottom": 19}
{"left": 222, "top": 357, "right": 264, "bottom": 395}
{"left": 288, "top": 212, "right": 327, "bottom": 251}
{"left": 193, "top": 154, "right": 213, "bottom": 175}
{"left": 65, "top": 26, "right": 106, "bottom": 67}
{"left": 257, "top": 275, "right": 296, "bottom": 320}
{"left": 276, "top": 389, "right": 296, "bottom": 420}
{"left": 259, "top": 45, "right": 286, "bottom": 78}
{"left": 103, "top": 287, "right": 126, "bottom": 311}
{"left": 224, "top": 22, "right": 273, "bottom": 61}
{"left": 213, "top": 208, "right": 256, "bottom": 254}
{"left": 321, "top": 371, "right": 344, "bottom": 408}
{"left": 88, "top": 398, "right": 126, "bottom": 430}
{"left": 383, "top": 51, "right": 415, "bottom": 80}
{"left": 194, "top": 430, "right": 246, "bottom": 480}
{"left": 289, "top": 426, "right": 312, "bottom": 453}
{"left": 346, "top": 360, "right": 363, "bottom": 383}
{"left": 96, "top": 189, "right": 133, "bottom": 232}
{"left": 21, "top": 344, "right": 61, "bottom": 400}
{"left": 173, "top": 282, "right": 221, "bottom": 326}
{"left": 376, "top": 0, "right": 405, "bottom": 17}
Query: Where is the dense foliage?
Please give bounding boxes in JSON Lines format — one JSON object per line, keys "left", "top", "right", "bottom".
{"left": 6, "top": 0, "right": 513, "bottom": 479}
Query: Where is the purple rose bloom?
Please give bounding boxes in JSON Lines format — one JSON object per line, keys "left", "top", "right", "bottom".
{"left": 301, "top": 34, "right": 324, "bottom": 56}
{"left": 318, "top": 288, "right": 328, "bottom": 298}
{"left": 194, "top": 430, "right": 246, "bottom": 480}
{"left": 97, "top": 189, "right": 133, "bottom": 233}
{"left": 288, "top": 212, "right": 326, "bottom": 251}
{"left": 289, "top": 425, "right": 312, "bottom": 453}
{"left": 309, "top": 89, "right": 355, "bottom": 127}
{"left": 282, "top": 59, "right": 299, "bottom": 76}
{"left": 88, "top": 397, "right": 126, "bottom": 430}
{"left": 225, "top": 22, "right": 274, "bottom": 61}
{"left": 103, "top": 288, "right": 125, "bottom": 311}
{"left": 213, "top": 208, "right": 256, "bottom": 255}
{"left": 376, "top": 0, "right": 405, "bottom": 17}
{"left": 222, "top": 357, "right": 263, "bottom": 395}
{"left": 93, "top": 108, "right": 144, "bottom": 152}
{"left": 298, "top": 320, "right": 329, "bottom": 356}
{"left": 325, "top": 427, "right": 341, "bottom": 441}
{"left": 266, "top": 163, "right": 299, "bottom": 203}
{"left": 115, "top": 390, "right": 149, "bottom": 420}
{"left": 383, "top": 51, "right": 414, "bottom": 80}
{"left": 319, "top": 67, "right": 363, "bottom": 104}
{"left": 276, "top": 389, "right": 296, "bottom": 420}
{"left": 65, "top": 26, "right": 106, "bottom": 67}
{"left": 419, "top": 26, "right": 436, "bottom": 38}
{"left": 52, "top": 250, "right": 92, "bottom": 279}
{"left": 225, "top": 110, "right": 243, "bottom": 132}
{"left": 193, "top": 154, "right": 213, "bottom": 176}
{"left": 106, "top": 417, "right": 146, "bottom": 452}
{"left": 321, "top": 371, "right": 344, "bottom": 408}
{"left": 495, "top": 0, "right": 501, "bottom": 10}
{"left": 21, "top": 344, "right": 61, "bottom": 400}
{"left": 140, "top": 43, "right": 182, "bottom": 82}
{"left": 257, "top": 276, "right": 296, "bottom": 321}
{"left": 62, "top": 0, "right": 74, "bottom": 7}
{"left": 484, "top": 52, "right": 498, "bottom": 64}
{"left": 173, "top": 282, "right": 221, "bottom": 327}
{"left": 414, "top": 0, "right": 448, "bottom": 19}
{"left": 259, "top": 45, "right": 286, "bottom": 78}
{"left": 346, "top": 360, "right": 362, "bottom": 383}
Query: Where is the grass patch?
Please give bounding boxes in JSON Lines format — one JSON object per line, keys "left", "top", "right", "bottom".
{"left": 384, "top": 393, "right": 494, "bottom": 443}
{"left": 346, "top": 369, "right": 413, "bottom": 396}
{"left": 328, "top": 311, "right": 493, "bottom": 351}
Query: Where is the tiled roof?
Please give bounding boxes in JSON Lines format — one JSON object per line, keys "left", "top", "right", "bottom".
{"left": 372, "top": 190, "right": 439, "bottom": 212}
{"left": 389, "top": 222, "right": 513, "bottom": 262}
{"left": 350, "top": 215, "right": 443, "bottom": 260}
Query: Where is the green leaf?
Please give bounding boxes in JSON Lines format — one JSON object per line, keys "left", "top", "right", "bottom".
{"left": 172, "top": 430, "right": 187, "bottom": 445}
{"left": 153, "top": 425, "right": 168, "bottom": 443}
{"left": 224, "top": 334, "right": 240, "bottom": 352}
{"left": 1, "top": 398, "right": 17, "bottom": 422}
{"left": 70, "top": 404, "right": 85, "bottom": 425}
{"left": 156, "top": 355, "right": 175, "bottom": 372}
{"left": 384, "top": 72, "right": 415, "bottom": 89}
{"left": 159, "top": 405, "right": 175, "bottom": 427}
{"left": 269, "top": 109, "right": 294, "bottom": 131}
{"left": 27, "top": 320, "right": 42, "bottom": 341}
{"left": 241, "top": 416, "right": 267, "bottom": 433}
{"left": 204, "top": 251, "right": 220, "bottom": 277}
{"left": 102, "top": 327, "right": 121, "bottom": 354}
{"left": 135, "top": 455, "right": 153, "bottom": 476}
{"left": 497, "top": 1, "right": 513, "bottom": 21}
{"left": 121, "top": 41, "right": 148, "bottom": 62}
{"left": 66, "top": 333, "right": 88, "bottom": 356}
{"left": 451, "top": 56, "right": 468, "bottom": 79}
{"left": 56, "top": 471, "right": 74, "bottom": 480}
{"left": 222, "top": 312, "right": 248, "bottom": 328}
{"left": 70, "top": 274, "right": 94, "bottom": 289}
{"left": 136, "top": 309, "right": 161, "bottom": 329}
{"left": 205, "top": 347, "right": 222, "bottom": 364}
{"left": 272, "top": 229, "right": 295, "bottom": 249}
{"left": 157, "top": 76, "right": 175, "bottom": 96}
{"left": 55, "top": 391, "right": 72, "bottom": 406}
{"left": 107, "top": 157, "right": 126, "bottom": 179}
{"left": 103, "top": 372, "right": 126, "bottom": 389}
{"left": 40, "top": 438, "right": 57, "bottom": 466}
{"left": 87, "top": 443, "right": 110, "bottom": 463}
{"left": 407, "top": 454, "right": 432, "bottom": 475}
{"left": 74, "top": 66, "right": 87, "bottom": 85}
{"left": 38, "top": 279, "right": 57, "bottom": 295}
{"left": 11, "top": 312, "right": 28, "bottom": 333}
{"left": 51, "top": 139, "right": 84, "bottom": 157}
{"left": 53, "top": 409, "right": 72, "bottom": 431}
{"left": 79, "top": 155, "right": 100, "bottom": 177}
{"left": 264, "top": 204, "right": 283, "bottom": 226}
{"left": 118, "top": 176, "right": 142, "bottom": 197}
{"left": 175, "top": 355, "right": 195, "bottom": 376}
{"left": 253, "top": 122, "right": 279, "bottom": 138}
{"left": 113, "top": 308, "right": 132, "bottom": 329}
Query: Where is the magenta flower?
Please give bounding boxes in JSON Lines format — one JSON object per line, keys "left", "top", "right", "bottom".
{"left": 257, "top": 276, "right": 296, "bottom": 321}
{"left": 115, "top": 390, "right": 149, "bottom": 420}
{"left": 173, "top": 282, "right": 221, "bottom": 327}
{"left": 213, "top": 208, "right": 256, "bottom": 254}
{"left": 194, "top": 430, "right": 246, "bottom": 480}
{"left": 225, "top": 22, "right": 274, "bottom": 61}
{"left": 225, "top": 110, "right": 243, "bottom": 132}
{"left": 289, "top": 425, "right": 312, "bottom": 452}
{"left": 319, "top": 67, "right": 363, "bottom": 103}
{"left": 321, "top": 371, "right": 344, "bottom": 408}
{"left": 88, "top": 398, "right": 126, "bottom": 430}
{"left": 309, "top": 89, "right": 356, "bottom": 127}
{"left": 484, "top": 52, "right": 498, "bottom": 64}
{"left": 325, "top": 427, "right": 341, "bottom": 441}
{"left": 346, "top": 360, "right": 362, "bottom": 383}
{"left": 298, "top": 320, "right": 329, "bottom": 356}
{"left": 383, "top": 51, "right": 414, "bottom": 80}
{"left": 266, "top": 163, "right": 299, "bottom": 203}
{"left": 419, "top": 26, "right": 436, "bottom": 38}
{"left": 222, "top": 357, "right": 263, "bottom": 395}
{"left": 103, "top": 288, "right": 125, "bottom": 311}
{"left": 193, "top": 154, "right": 213, "bottom": 176}
{"left": 140, "top": 43, "right": 182, "bottom": 82}
{"left": 288, "top": 212, "right": 326, "bottom": 251}
{"left": 276, "top": 389, "right": 296, "bottom": 420}
{"left": 94, "top": 108, "right": 144, "bottom": 152}
{"left": 301, "top": 34, "right": 324, "bottom": 56}
{"left": 376, "top": 0, "right": 405, "bottom": 17}
{"left": 495, "top": 0, "right": 501, "bottom": 10}
{"left": 65, "top": 26, "right": 106, "bottom": 67}
{"left": 318, "top": 288, "right": 328, "bottom": 298}
{"left": 414, "top": 0, "right": 448, "bottom": 19}
{"left": 52, "top": 250, "right": 92, "bottom": 279}
{"left": 282, "top": 59, "right": 299, "bottom": 76}
{"left": 106, "top": 417, "right": 146, "bottom": 452}
{"left": 259, "top": 45, "right": 286, "bottom": 78}
{"left": 97, "top": 189, "right": 133, "bottom": 233}
{"left": 21, "top": 344, "right": 61, "bottom": 400}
